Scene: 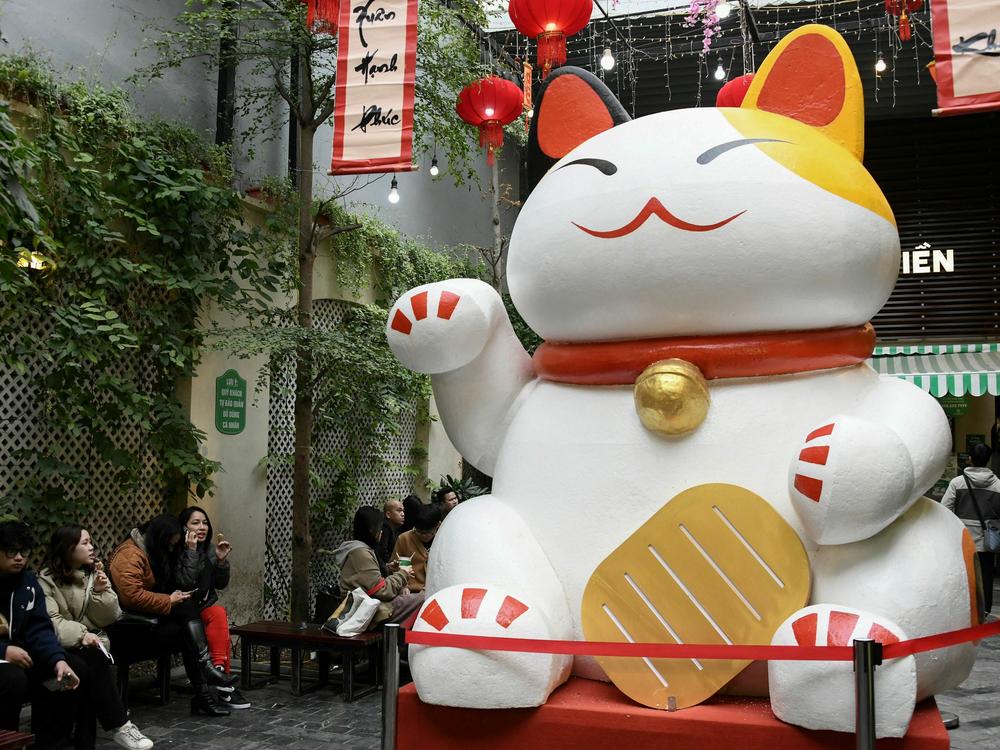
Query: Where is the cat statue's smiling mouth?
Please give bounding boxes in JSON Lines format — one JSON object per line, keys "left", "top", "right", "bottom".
{"left": 573, "top": 197, "right": 746, "bottom": 238}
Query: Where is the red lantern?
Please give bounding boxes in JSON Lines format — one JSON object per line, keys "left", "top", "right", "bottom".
{"left": 716, "top": 74, "right": 755, "bottom": 108}
{"left": 885, "top": 0, "right": 922, "bottom": 41}
{"left": 302, "top": 0, "right": 340, "bottom": 32}
{"left": 508, "top": 0, "right": 593, "bottom": 78}
{"left": 456, "top": 77, "right": 524, "bottom": 166}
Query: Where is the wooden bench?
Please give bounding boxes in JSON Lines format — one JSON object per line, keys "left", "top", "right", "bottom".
{"left": 231, "top": 621, "right": 382, "bottom": 701}
{"left": 0, "top": 730, "right": 34, "bottom": 749}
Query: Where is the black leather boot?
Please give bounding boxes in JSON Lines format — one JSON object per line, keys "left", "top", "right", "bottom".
{"left": 190, "top": 686, "right": 231, "bottom": 717}
{"left": 183, "top": 619, "right": 239, "bottom": 688}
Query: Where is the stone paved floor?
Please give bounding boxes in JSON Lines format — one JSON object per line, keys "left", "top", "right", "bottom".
{"left": 91, "top": 678, "right": 383, "bottom": 750}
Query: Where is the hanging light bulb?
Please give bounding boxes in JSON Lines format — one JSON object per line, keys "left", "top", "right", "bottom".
{"left": 429, "top": 157, "right": 439, "bottom": 177}
{"left": 716, "top": 1, "right": 733, "bottom": 19}
{"left": 388, "top": 175, "right": 400, "bottom": 204}
{"left": 526, "top": 108, "right": 534, "bottom": 118}
{"left": 600, "top": 47, "right": 615, "bottom": 71}
{"left": 714, "top": 61, "right": 726, "bottom": 81}
{"left": 875, "top": 54, "right": 887, "bottom": 73}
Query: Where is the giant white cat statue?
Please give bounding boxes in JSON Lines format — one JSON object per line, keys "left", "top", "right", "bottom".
{"left": 385, "top": 25, "right": 978, "bottom": 737}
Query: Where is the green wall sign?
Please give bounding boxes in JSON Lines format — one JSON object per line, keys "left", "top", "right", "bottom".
{"left": 937, "top": 395, "right": 969, "bottom": 417}
{"left": 215, "top": 369, "right": 247, "bottom": 436}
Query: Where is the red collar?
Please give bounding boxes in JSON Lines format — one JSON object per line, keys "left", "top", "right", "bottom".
{"left": 532, "top": 324, "right": 875, "bottom": 386}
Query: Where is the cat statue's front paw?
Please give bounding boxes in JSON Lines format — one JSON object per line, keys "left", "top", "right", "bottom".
{"left": 386, "top": 279, "right": 503, "bottom": 375}
{"left": 788, "top": 414, "right": 914, "bottom": 544}
{"left": 409, "top": 584, "right": 572, "bottom": 708}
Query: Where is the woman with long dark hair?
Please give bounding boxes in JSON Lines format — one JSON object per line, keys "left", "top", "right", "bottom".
{"left": 175, "top": 506, "right": 248, "bottom": 709}
{"left": 109, "top": 515, "right": 236, "bottom": 717}
{"left": 38, "top": 526, "right": 154, "bottom": 749}
{"left": 332, "top": 506, "right": 424, "bottom": 629}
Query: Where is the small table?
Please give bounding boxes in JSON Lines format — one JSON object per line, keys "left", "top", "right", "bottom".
{"left": 0, "top": 730, "right": 34, "bottom": 749}
{"left": 232, "top": 621, "right": 382, "bottom": 701}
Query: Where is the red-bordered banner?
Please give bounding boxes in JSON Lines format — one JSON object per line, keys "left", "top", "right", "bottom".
{"left": 931, "top": 0, "right": 1000, "bottom": 116}
{"left": 330, "top": 0, "right": 418, "bottom": 174}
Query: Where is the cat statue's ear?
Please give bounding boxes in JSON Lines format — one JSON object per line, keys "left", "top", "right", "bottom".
{"left": 741, "top": 24, "right": 864, "bottom": 160}
{"left": 527, "top": 66, "right": 631, "bottom": 190}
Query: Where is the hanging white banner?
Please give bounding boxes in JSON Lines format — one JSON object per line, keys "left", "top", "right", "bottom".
{"left": 331, "top": 0, "right": 418, "bottom": 174}
{"left": 932, "top": 0, "right": 1000, "bottom": 116}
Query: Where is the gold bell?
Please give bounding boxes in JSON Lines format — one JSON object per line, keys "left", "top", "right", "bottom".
{"left": 633, "top": 359, "right": 710, "bottom": 436}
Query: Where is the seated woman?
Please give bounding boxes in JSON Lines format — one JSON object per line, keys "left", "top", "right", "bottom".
{"left": 333, "top": 506, "right": 424, "bottom": 629}
{"left": 38, "top": 525, "right": 154, "bottom": 750}
{"left": 175, "top": 506, "right": 249, "bottom": 710}
{"left": 109, "top": 515, "right": 236, "bottom": 717}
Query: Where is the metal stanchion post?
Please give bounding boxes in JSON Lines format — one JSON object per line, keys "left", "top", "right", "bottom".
{"left": 853, "top": 638, "right": 882, "bottom": 750}
{"left": 381, "top": 623, "right": 401, "bottom": 750}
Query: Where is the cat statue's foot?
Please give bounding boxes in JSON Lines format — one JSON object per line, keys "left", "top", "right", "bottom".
{"left": 769, "top": 604, "right": 917, "bottom": 738}
{"left": 409, "top": 584, "right": 572, "bottom": 708}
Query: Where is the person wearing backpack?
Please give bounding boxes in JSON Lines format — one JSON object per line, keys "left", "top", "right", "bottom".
{"left": 942, "top": 442, "right": 1000, "bottom": 613}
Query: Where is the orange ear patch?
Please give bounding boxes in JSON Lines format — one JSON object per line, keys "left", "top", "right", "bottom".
{"left": 755, "top": 34, "right": 845, "bottom": 126}
{"left": 537, "top": 75, "right": 615, "bottom": 159}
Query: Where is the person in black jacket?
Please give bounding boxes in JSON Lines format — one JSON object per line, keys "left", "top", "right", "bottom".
{"left": 0, "top": 520, "right": 80, "bottom": 747}
{"left": 175, "top": 506, "right": 248, "bottom": 710}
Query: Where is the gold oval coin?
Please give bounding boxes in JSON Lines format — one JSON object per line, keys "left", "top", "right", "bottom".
{"left": 581, "top": 483, "right": 810, "bottom": 710}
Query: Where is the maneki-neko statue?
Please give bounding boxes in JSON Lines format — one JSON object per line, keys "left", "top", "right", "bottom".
{"left": 385, "top": 24, "right": 977, "bottom": 738}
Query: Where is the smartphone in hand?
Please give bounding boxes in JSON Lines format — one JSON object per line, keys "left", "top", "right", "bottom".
{"left": 41, "top": 676, "right": 65, "bottom": 692}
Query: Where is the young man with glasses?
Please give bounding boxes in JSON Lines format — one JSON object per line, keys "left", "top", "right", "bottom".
{"left": 0, "top": 520, "right": 80, "bottom": 745}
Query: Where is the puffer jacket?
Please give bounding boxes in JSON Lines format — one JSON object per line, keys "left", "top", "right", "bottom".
{"left": 332, "top": 540, "right": 408, "bottom": 626}
{"left": 174, "top": 544, "right": 230, "bottom": 609}
{"left": 108, "top": 529, "right": 173, "bottom": 615}
{"left": 0, "top": 568, "right": 66, "bottom": 669}
{"left": 37, "top": 568, "right": 122, "bottom": 650}
{"left": 942, "top": 467, "right": 1000, "bottom": 552}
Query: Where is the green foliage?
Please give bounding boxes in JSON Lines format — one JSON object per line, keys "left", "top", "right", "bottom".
{"left": 319, "top": 202, "right": 485, "bottom": 304}
{"left": 0, "top": 55, "right": 286, "bottom": 536}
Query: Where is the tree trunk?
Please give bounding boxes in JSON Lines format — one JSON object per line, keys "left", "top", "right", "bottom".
{"left": 491, "top": 155, "right": 503, "bottom": 289}
{"left": 290, "top": 52, "right": 316, "bottom": 624}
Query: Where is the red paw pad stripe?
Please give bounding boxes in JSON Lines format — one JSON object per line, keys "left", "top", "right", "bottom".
{"left": 867, "top": 623, "right": 900, "bottom": 646}
{"left": 438, "top": 291, "right": 461, "bottom": 320}
{"left": 410, "top": 291, "right": 429, "bottom": 320}
{"left": 461, "top": 588, "right": 487, "bottom": 619}
{"left": 391, "top": 309, "right": 412, "bottom": 335}
{"left": 798, "top": 445, "right": 830, "bottom": 466}
{"left": 495, "top": 596, "right": 529, "bottom": 628}
{"left": 827, "top": 611, "right": 860, "bottom": 646}
{"left": 794, "top": 474, "right": 823, "bottom": 502}
{"left": 792, "top": 612, "right": 818, "bottom": 646}
{"left": 806, "top": 423, "right": 835, "bottom": 442}
{"left": 420, "top": 600, "right": 450, "bottom": 631}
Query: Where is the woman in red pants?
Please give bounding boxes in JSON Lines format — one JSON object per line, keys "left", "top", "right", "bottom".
{"left": 176, "top": 506, "right": 250, "bottom": 710}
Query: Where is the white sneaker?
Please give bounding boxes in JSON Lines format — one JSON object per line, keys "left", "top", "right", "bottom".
{"left": 112, "top": 721, "right": 154, "bottom": 750}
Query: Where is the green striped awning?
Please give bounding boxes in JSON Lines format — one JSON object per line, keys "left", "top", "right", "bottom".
{"left": 873, "top": 342, "right": 1000, "bottom": 356}
{"left": 867, "top": 351, "right": 1000, "bottom": 397}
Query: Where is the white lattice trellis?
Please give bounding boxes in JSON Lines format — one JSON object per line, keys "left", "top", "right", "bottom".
{"left": 0, "top": 315, "right": 165, "bottom": 558}
{"left": 264, "top": 299, "right": 419, "bottom": 618}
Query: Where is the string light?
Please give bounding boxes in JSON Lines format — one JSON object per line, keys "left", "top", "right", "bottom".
{"left": 601, "top": 47, "right": 615, "bottom": 70}
{"left": 388, "top": 175, "right": 400, "bottom": 204}
{"left": 875, "top": 53, "right": 887, "bottom": 73}
{"left": 713, "top": 61, "right": 726, "bottom": 80}
{"left": 429, "top": 157, "right": 439, "bottom": 177}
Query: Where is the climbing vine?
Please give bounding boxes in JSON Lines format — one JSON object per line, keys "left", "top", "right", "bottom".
{"left": 0, "top": 55, "right": 287, "bottom": 535}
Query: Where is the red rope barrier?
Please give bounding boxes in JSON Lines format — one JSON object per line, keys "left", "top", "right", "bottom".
{"left": 403, "top": 618, "right": 1000, "bottom": 662}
